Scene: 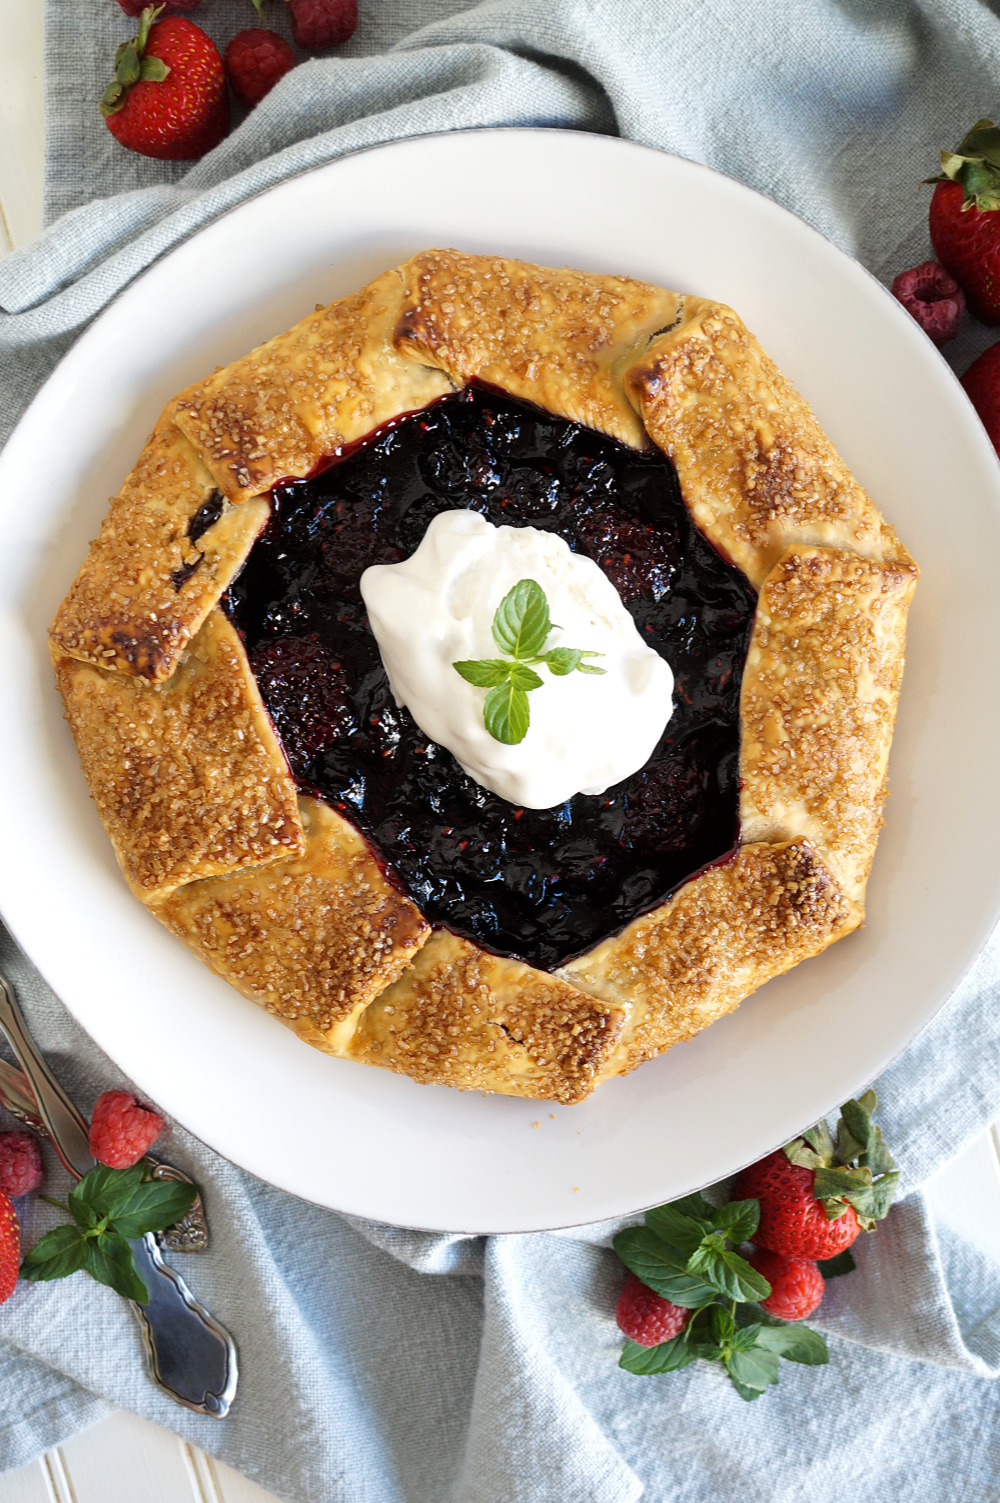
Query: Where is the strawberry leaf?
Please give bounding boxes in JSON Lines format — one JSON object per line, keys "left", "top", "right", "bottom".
{"left": 860, "top": 1124, "right": 896, "bottom": 1177}
{"left": 20, "top": 1225, "right": 89, "bottom": 1282}
{"left": 840, "top": 1171, "right": 900, "bottom": 1223}
{"left": 813, "top": 1164, "right": 872, "bottom": 1201}
{"left": 619, "top": 1333, "right": 695, "bottom": 1375}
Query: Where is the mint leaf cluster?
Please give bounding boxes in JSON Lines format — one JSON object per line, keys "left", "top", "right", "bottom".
{"left": 20, "top": 1163, "right": 198, "bottom": 1304}
{"left": 784, "top": 1089, "right": 899, "bottom": 1231}
{"left": 453, "top": 578, "right": 604, "bottom": 744}
{"left": 614, "top": 1192, "right": 828, "bottom": 1400}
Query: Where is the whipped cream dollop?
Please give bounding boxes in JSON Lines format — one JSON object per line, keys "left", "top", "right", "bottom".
{"left": 360, "top": 511, "right": 675, "bottom": 809}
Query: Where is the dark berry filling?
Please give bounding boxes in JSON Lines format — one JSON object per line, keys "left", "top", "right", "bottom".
{"left": 224, "top": 385, "right": 756, "bottom": 970}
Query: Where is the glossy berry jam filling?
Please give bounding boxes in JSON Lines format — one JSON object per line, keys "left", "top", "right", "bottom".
{"left": 224, "top": 385, "right": 756, "bottom": 970}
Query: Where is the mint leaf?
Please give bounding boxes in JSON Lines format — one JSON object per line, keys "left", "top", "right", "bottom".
{"left": 708, "top": 1303, "right": 737, "bottom": 1344}
{"left": 72, "top": 1162, "right": 146, "bottom": 1221}
{"left": 101, "top": 1177, "right": 198, "bottom": 1241}
{"left": 20, "top": 1225, "right": 89, "bottom": 1282}
{"left": 729, "top": 1322, "right": 762, "bottom": 1353}
{"left": 85, "top": 1230, "right": 149, "bottom": 1305}
{"left": 714, "top": 1198, "right": 760, "bottom": 1244}
{"left": 613, "top": 1227, "right": 719, "bottom": 1308}
{"left": 725, "top": 1347, "right": 780, "bottom": 1391}
{"left": 687, "top": 1239, "right": 771, "bottom": 1303}
{"left": 644, "top": 1203, "right": 710, "bottom": 1258}
{"left": 576, "top": 662, "right": 606, "bottom": 674}
{"left": 492, "top": 579, "right": 550, "bottom": 658}
{"left": 508, "top": 663, "right": 544, "bottom": 692}
{"left": 728, "top": 1375, "right": 766, "bottom": 1401}
{"left": 619, "top": 1334, "right": 695, "bottom": 1375}
{"left": 543, "top": 648, "right": 582, "bottom": 675}
{"left": 754, "top": 1323, "right": 829, "bottom": 1366}
{"left": 483, "top": 683, "right": 530, "bottom": 744}
{"left": 669, "top": 1193, "right": 716, "bottom": 1222}
{"left": 453, "top": 659, "right": 513, "bottom": 688}
{"left": 818, "top": 1249, "right": 856, "bottom": 1278}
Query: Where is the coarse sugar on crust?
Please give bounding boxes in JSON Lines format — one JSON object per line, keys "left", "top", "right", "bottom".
{"left": 562, "top": 839, "right": 862, "bottom": 1080}
{"left": 626, "top": 298, "right": 916, "bottom": 587}
{"left": 54, "top": 609, "right": 303, "bottom": 899}
{"left": 344, "top": 931, "right": 625, "bottom": 1105}
{"left": 739, "top": 546, "right": 918, "bottom": 903}
{"left": 172, "top": 269, "right": 454, "bottom": 503}
{"left": 50, "top": 423, "right": 269, "bottom": 684}
{"left": 154, "top": 797, "right": 430, "bottom": 1043}
{"left": 394, "top": 249, "right": 682, "bottom": 450}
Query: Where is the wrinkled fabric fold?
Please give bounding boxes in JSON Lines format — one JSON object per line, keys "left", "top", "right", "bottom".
{"left": 4, "top": 1, "right": 1000, "bottom": 1498}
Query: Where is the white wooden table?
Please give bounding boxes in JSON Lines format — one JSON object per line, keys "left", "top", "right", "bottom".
{"left": 3, "top": 8, "right": 1000, "bottom": 1499}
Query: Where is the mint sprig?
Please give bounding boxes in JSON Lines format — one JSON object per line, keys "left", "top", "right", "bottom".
{"left": 453, "top": 579, "right": 604, "bottom": 744}
{"left": 21, "top": 1163, "right": 198, "bottom": 1305}
{"left": 614, "top": 1191, "right": 829, "bottom": 1400}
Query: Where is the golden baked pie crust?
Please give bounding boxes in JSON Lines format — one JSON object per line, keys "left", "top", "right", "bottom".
{"left": 50, "top": 249, "right": 917, "bottom": 1105}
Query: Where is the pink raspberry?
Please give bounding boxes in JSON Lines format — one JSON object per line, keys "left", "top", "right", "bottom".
{"left": 615, "top": 1271, "right": 691, "bottom": 1346}
{"left": 224, "top": 29, "right": 297, "bottom": 108}
{"left": 891, "top": 260, "right": 965, "bottom": 347}
{"left": 288, "top": 0, "right": 357, "bottom": 50}
{"left": 89, "top": 1090, "right": 164, "bottom": 1169}
{"left": 0, "top": 1130, "right": 43, "bottom": 1198}
{"left": 747, "top": 1247, "right": 825, "bottom": 1322}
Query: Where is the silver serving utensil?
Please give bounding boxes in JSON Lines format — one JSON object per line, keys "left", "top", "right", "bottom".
{"left": 0, "top": 971, "right": 237, "bottom": 1417}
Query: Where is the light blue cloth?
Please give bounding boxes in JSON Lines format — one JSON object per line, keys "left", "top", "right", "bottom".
{"left": 3, "top": 2, "right": 1000, "bottom": 1498}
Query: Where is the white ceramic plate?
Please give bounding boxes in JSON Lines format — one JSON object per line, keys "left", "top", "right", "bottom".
{"left": 2, "top": 130, "right": 1000, "bottom": 1234}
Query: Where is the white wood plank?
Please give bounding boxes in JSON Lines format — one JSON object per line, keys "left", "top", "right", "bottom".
{"left": 57, "top": 1411, "right": 199, "bottom": 1503}
{"left": 925, "top": 1127, "right": 1000, "bottom": 1265}
{"left": 0, "top": 1457, "right": 54, "bottom": 1503}
{"left": 192, "top": 1446, "right": 291, "bottom": 1503}
{"left": 0, "top": 0, "right": 45, "bottom": 248}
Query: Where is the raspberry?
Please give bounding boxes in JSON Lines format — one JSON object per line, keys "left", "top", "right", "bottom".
{"left": 0, "top": 1131, "right": 43, "bottom": 1198}
{"left": 224, "top": 29, "right": 297, "bottom": 108}
{"left": 615, "top": 1271, "right": 690, "bottom": 1346}
{"left": 891, "top": 260, "right": 965, "bottom": 347}
{"left": 89, "top": 1090, "right": 164, "bottom": 1169}
{"left": 748, "top": 1247, "right": 825, "bottom": 1322}
{"left": 288, "top": 0, "right": 357, "bottom": 49}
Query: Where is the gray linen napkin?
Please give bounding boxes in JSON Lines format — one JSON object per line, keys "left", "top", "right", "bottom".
{"left": 4, "top": 1, "right": 1000, "bottom": 1498}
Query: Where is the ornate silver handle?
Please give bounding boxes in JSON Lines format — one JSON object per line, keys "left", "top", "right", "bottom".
{"left": 0, "top": 972, "right": 237, "bottom": 1416}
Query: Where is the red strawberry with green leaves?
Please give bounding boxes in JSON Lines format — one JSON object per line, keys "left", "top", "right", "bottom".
{"left": 101, "top": 6, "right": 229, "bottom": 161}
{"left": 0, "top": 1191, "right": 19, "bottom": 1304}
{"left": 928, "top": 119, "right": 1000, "bottom": 324}
{"left": 734, "top": 1090, "right": 898, "bottom": 1260}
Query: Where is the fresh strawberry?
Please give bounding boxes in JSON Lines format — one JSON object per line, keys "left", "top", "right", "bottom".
{"left": 962, "top": 340, "right": 1000, "bottom": 459}
{"left": 891, "top": 261, "right": 965, "bottom": 346}
{"left": 0, "top": 1192, "right": 19, "bottom": 1304}
{"left": 115, "top": 0, "right": 201, "bottom": 15}
{"left": 735, "top": 1090, "right": 898, "bottom": 1259}
{"left": 101, "top": 7, "right": 229, "bottom": 161}
{"left": 0, "top": 1131, "right": 43, "bottom": 1199}
{"left": 615, "top": 1271, "right": 690, "bottom": 1346}
{"left": 928, "top": 120, "right": 1000, "bottom": 324}
{"left": 287, "top": 0, "right": 357, "bottom": 49}
{"left": 89, "top": 1090, "right": 164, "bottom": 1169}
{"left": 747, "top": 1248, "right": 825, "bottom": 1322}
{"left": 225, "top": 28, "right": 297, "bottom": 108}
